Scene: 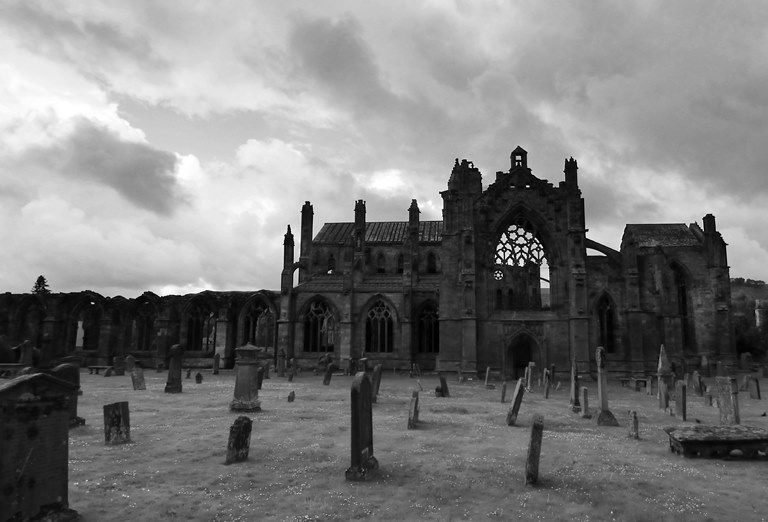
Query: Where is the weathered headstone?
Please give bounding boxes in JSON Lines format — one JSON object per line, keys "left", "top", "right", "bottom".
{"left": 230, "top": 345, "right": 262, "bottom": 412}
{"left": 103, "top": 401, "right": 130, "bottom": 444}
{"left": 658, "top": 379, "right": 669, "bottom": 410}
{"left": 256, "top": 365, "right": 265, "bottom": 390}
{"left": 263, "top": 362, "right": 271, "bottom": 379}
{"left": 580, "top": 387, "right": 590, "bottom": 418}
{"left": 186, "top": 368, "right": 192, "bottom": 379}
{"left": 628, "top": 410, "right": 639, "bottom": 439}
{"left": 113, "top": 356, "right": 125, "bottom": 376}
{"left": 506, "top": 378, "right": 525, "bottom": 426}
{"left": 288, "top": 366, "right": 295, "bottom": 382}
{"left": 408, "top": 391, "right": 420, "bottom": 429}
{"left": 130, "top": 367, "right": 146, "bottom": 391}
{"left": 484, "top": 366, "right": 491, "bottom": 387}
{"left": 50, "top": 363, "right": 85, "bottom": 427}
{"left": 213, "top": 353, "right": 220, "bottom": 375}
{"left": 675, "top": 380, "right": 687, "bottom": 421}
{"left": 526, "top": 362, "right": 535, "bottom": 390}
{"left": 657, "top": 344, "right": 673, "bottom": 398}
{"left": 345, "top": 372, "right": 379, "bottom": 481}
{"left": 277, "top": 349, "right": 286, "bottom": 377}
{"left": 125, "top": 355, "right": 136, "bottom": 372}
{"left": 371, "top": 364, "right": 383, "bottom": 403}
{"left": 691, "top": 370, "right": 702, "bottom": 396}
{"left": 501, "top": 381, "right": 508, "bottom": 403}
{"left": 715, "top": 376, "right": 740, "bottom": 425}
{"left": 225, "top": 416, "right": 252, "bottom": 464}
{"left": 323, "top": 363, "right": 334, "bottom": 385}
{"left": 550, "top": 364, "right": 556, "bottom": 386}
{"left": 195, "top": 372, "right": 203, "bottom": 384}
{"left": 288, "top": 390, "right": 295, "bottom": 402}
{"left": 543, "top": 368, "right": 551, "bottom": 399}
{"left": 436, "top": 373, "right": 449, "bottom": 398}
{"left": 525, "top": 413, "right": 544, "bottom": 486}
{"left": 595, "top": 346, "right": 619, "bottom": 426}
{"left": 748, "top": 377, "right": 761, "bottom": 400}
{"left": 569, "top": 359, "right": 581, "bottom": 413}
{"left": 165, "top": 344, "right": 183, "bottom": 393}
{"left": 646, "top": 374, "right": 655, "bottom": 396}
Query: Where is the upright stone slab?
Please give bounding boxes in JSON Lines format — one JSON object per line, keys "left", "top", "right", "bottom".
{"left": 691, "top": 370, "right": 702, "bottom": 396}
{"left": 288, "top": 391, "right": 295, "bottom": 402}
{"left": 323, "top": 363, "right": 334, "bottom": 385}
{"left": 436, "top": 373, "right": 449, "bottom": 398}
{"left": 213, "top": 353, "right": 220, "bottom": 375}
{"left": 501, "top": 381, "right": 508, "bottom": 403}
{"left": 113, "top": 356, "right": 126, "bottom": 376}
{"left": 675, "top": 380, "right": 687, "bottom": 421}
{"left": 569, "top": 359, "right": 581, "bottom": 413}
{"left": 195, "top": 372, "right": 203, "bottom": 384}
{"left": 646, "top": 375, "right": 655, "bottom": 396}
{"left": 550, "top": 364, "right": 556, "bottom": 386}
{"left": 628, "top": 411, "right": 639, "bottom": 439}
{"left": 225, "top": 416, "right": 252, "bottom": 464}
{"left": 748, "top": 377, "right": 761, "bottom": 400}
{"left": 277, "top": 349, "right": 286, "bottom": 377}
{"left": 595, "top": 346, "right": 619, "bottom": 426}
{"left": 256, "top": 365, "right": 265, "bottom": 390}
{"left": 525, "top": 364, "right": 534, "bottom": 391}
{"left": 506, "top": 378, "right": 525, "bottom": 426}
{"left": 484, "top": 366, "right": 491, "bottom": 387}
{"left": 50, "top": 363, "right": 85, "bottom": 427}
{"left": 345, "top": 372, "right": 379, "bottom": 481}
{"left": 580, "top": 387, "right": 590, "bottom": 418}
{"left": 230, "top": 345, "right": 261, "bottom": 412}
{"left": 130, "top": 367, "right": 146, "bottom": 391}
{"left": 371, "top": 364, "right": 383, "bottom": 403}
{"left": 658, "top": 379, "right": 669, "bottom": 410}
{"left": 525, "top": 414, "right": 544, "bottom": 486}
{"left": 543, "top": 368, "right": 551, "bottom": 399}
{"left": 103, "top": 401, "right": 131, "bottom": 444}
{"left": 715, "top": 376, "right": 740, "bottom": 425}
{"left": 164, "top": 344, "right": 183, "bottom": 393}
{"left": 288, "top": 366, "right": 295, "bottom": 382}
{"left": 125, "top": 355, "right": 136, "bottom": 372}
{"left": 408, "top": 391, "right": 419, "bottom": 429}
{"left": 657, "top": 344, "right": 673, "bottom": 398}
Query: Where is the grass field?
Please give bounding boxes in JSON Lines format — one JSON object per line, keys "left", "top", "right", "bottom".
{"left": 67, "top": 368, "right": 768, "bottom": 521}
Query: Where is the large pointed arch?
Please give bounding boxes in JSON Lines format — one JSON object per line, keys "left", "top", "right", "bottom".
{"left": 237, "top": 292, "right": 278, "bottom": 350}
{"left": 593, "top": 291, "right": 618, "bottom": 354}
{"left": 300, "top": 296, "right": 340, "bottom": 353}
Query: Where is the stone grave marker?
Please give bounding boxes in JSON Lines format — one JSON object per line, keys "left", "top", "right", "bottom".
{"left": 543, "top": 368, "right": 551, "bottom": 399}
{"left": 595, "top": 346, "right": 619, "bottom": 426}
{"left": 103, "top": 401, "right": 131, "bottom": 444}
{"left": 213, "top": 353, "right": 220, "bottom": 375}
{"left": 371, "top": 364, "right": 383, "bottom": 403}
{"left": 230, "top": 345, "right": 262, "bottom": 412}
{"left": 104, "top": 367, "right": 114, "bottom": 377}
{"left": 675, "top": 380, "right": 687, "bottom": 421}
{"left": 195, "top": 372, "right": 203, "bottom": 384}
{"left": 288, "top": 366, "right": 295, "bottom": 382}
{"left": 569, "top": 359, "right": 581, "bottom": 413}
{"left": 345, "top": 372, "right": 379, "bottom": 481}
{"left": 628, "top": 411, "right": 639, "bottom": 439}
{"left": 256, "top": 365, "right": 265, "bottom": 390}
{"left": 658, "top": 379, "right": 670, "bottom": 410}
{"left": 165, "top": 345, "right": 183, "bottom": 393}
{"left": 580, "top": 386, "right": 591, "bottom": 419}
{"left": 125, "top": 355, "right": 136, "bottom": 372}
{"left": 691, "top": 370, "right": 702, "bottom": 396}
{"left": 525, "top": 414, "right": 544, "bottom": 486}
{"left": 113, "top": 356, "right": 126, "bottom": 376}
{"left": 550, "top": 364, "right": 556, "bottom": 386}
{"left": 484, "top": 366, "right": 491, "bottom": 387}
{"left": 436, "top": 373, "right": 449, "bottom": 398}
{"left": 186, "top": 368, "right": 192, "bottom": 379}
{"left": 50, "top": 363, "right": 85, "bottom": 427}
{"left": 715, "top": 376, "right": 740, "bottom": 425}
{"left": 408, "top": 391, "right": 420, "bottom": 430}
{"left": 646, "top": 374, "right": 655, "bottom": 396}
{"left": 323, "top": 363, "right": 334, "bottom": 385}
{"left": 288, "top": 390, "right": 295, "bottom": 402}
{"left": 130, "top": 367, "right": 146, "bottom": 391}
{"left": 225, "top": 416, "right": 253, "bottom": 464}
{"left": 501, "top": 381, "right": 508, "bottom": 403}
{"left": 748, "top": 377, "right": 761, "bottom": 400}
{"left": 277, "top": 349, "right": 286, "bottom": 377}
{"left": 506, "top": 378, "right": 525, "bottom": 426}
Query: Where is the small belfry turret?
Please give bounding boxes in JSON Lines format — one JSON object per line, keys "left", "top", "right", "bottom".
{"left": 564, "top": 156, "right": 578, "bottom": 188}
{"left": 511, "top": 146, "right": 528, "bottom": 169}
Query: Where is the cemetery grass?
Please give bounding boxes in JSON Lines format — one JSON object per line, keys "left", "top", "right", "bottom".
{"left": 69, "top": 371, "right": 768, "bottom": 521}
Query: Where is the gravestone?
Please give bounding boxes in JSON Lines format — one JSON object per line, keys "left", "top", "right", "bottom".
{"left": 595, "top": 346, "right": 619, "bottom": 426}
{"left": 646, "top": 374, "right": 655, "bottom": 396}
{"left": 288, "top": 391, "right": 295, "bottom": 402}
{"left": 691, "top": 370, "right": 703, "bottom": 396}
{"left": 225, "top": 416, "right": 253, "bottom": 464}
{"left": 125, "top": 355, "right": 136, "bottom": 372}
{"left": 550, "top": 364, "right": 556, "bottom": 386}
{"left": 230, "top": 345, "right": 262, "bottom": 412}
{"left": 748, "top": 377, "right": 761, "bottom": 400}
{"left": 256, "top": 365, "right": 265, "bottom": 390}
{"left": 213, "top": 353, "right": 220, "bottom": 375}
{"left": 525, "top": 414, "right": 544, "bottom": 486}
{"left": 457, "top": 368, "right": 464, "bottom": 383}
{"left": 323, "top": 363, "right": 334, "bottom": 385}
{"left": 195, "top": 372, "right": 203, "bottom": 384}
{"left": 628, "top": 411, "right": 639, "bottom": 439}
{"left": 524, "top": 365, "right": 531, "bottom": 391}
{"left": 186, "top": 368, "right": 192, "bottom": 379}
{"left": 658, "top": 379, "right": 670, "bottom": 410}
{"left": 501, "top": 381, "right": 508, "bottom": 403}
{"left": 527, "top": 362, "right": 536, "bottom": 390}
{"left": 263, "top": 363, "right": 271, "bottom": 380}
{"left": 506, "top": 378, "right": 525, "bottom": 426}
{"left": 371, "top": 364, "right": 383, "bottom": 403}
{"left": 103, "top": 401, "right": 131, "bottom": 444}
{"left": 408, "top": 391, "right": 419, "bottom": 429}
{"left": 435, "top": 374, "right": 449, "bottom": 398}
{"left": 675, "top": 381, "right": 687, "bottom": 421}
{"left": 104, "top": 367, "right": 114, "bottom": 377}
{"left": 50, "top": 363, "right": 85, "bottom": 427}
{"left": 345, "top": 372, "right": 379, "bottom": 481}
{"left": 715, "top": 376, "right": 740, "bottom": 425}
{"left": 277, "top": 349, "right": 286, "bottom": 377}
{"left": 113, "top": 356, "right": 125, "bottom": 376}
{"left": 543, "top": 368, "right": 551, "bottom": 399}
{"left": 569, "top": 359, "right": 581, "bottom": 413}
{"left": 581, "top": 387, "right": 590, "bottom": 418}
{"left": 657, "top": 344, "right": 673, "bottom": 399}
{"left": 484, "top": 366, "right": 491, "bottom": 387}
{"left": 165, "top": 345, "right": 183, "bottom": 393}
{"left": 130, "top": 367, "right": 146, "bottom": 391}
{"left": 288, "top": 366, "right": 295, "bottom": 382}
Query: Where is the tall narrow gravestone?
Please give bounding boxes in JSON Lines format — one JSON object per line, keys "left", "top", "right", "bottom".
{"left": 628, "top": 411, "right": 639, "bottom": 439}
{"left": 748, "top": 377, "right": 761, "bottom": 400}
{"left": 436, "top": 373, "right": 450, "bottom": 398}
{"left": 408, "top": 391, "right": 419, "bottom": 429}
{"left": 164, "top": 344, "right": 183, "bottom": 393}
{"left": 213, "top": 353, "right": 220, "bottom": 375}
{"left": 484, "top": 367, "right": 491, "bottom": 387}
{"left": 323, "top": 363, "right": 334, "bottom": 385}
{"left": 225, "top": 416, "right": 252, "bottom": 465}
{"left": 113, "top": 355, "right": 125, "bottom": 376}
{"left": 371, "top": 364, "right": 383, "bottom": 403}
{"left": 345, "top": 372, "right": 379, "bottom": 481}
{"left": 277, "top": 349, "right": 286, "bottom": 377}
{"left": 543, "top": 368, "right": 551, "bottom": 399}
{"left": 569, "top": 359, "right": 581, "bottom": 413}
{"left": 230, "top": 345, "right": 261, "bottom": 412}
{"left": 501, "top": 381, "right": 508, "bottom": 403}
{"left": 506, "top": 378, "right": 525, "bottom": 426}
{"left": 658, "top": 379, "right": 670, "bottom": 410}
{"left": 256, "top": 365, "right": 265, "bottom": 390}
{"left": 675, "top": 380, "right": 687, "bottom": 421}
{"left": 715, "top": 376, "right": 740, "bottom": 425}
{"left": 103, "top": 401, "right": 131, "bottom": 444}
{"left": 595, "top": 346, "right": 619, "bottom": 426}
{"left": 130, "top": 367, "right": 146, "bottom": 391}
{"left": 525, "top": 414, "right": 544, "bottom": 486}
{"left": 580, "top": 387, "right": 591, "bottom": 418}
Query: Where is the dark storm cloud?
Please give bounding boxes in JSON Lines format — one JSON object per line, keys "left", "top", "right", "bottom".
{"left": 28, "top": 119, "right": 185, "bottom": 215}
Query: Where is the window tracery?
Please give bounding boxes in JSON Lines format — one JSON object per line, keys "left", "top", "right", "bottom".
{"left": 365, "top": 300, "right": 394, "bottom": 353}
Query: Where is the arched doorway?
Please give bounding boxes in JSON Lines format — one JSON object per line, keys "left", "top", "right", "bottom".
{"left": 504, "top": 333, "right": 539, "bottom": 380}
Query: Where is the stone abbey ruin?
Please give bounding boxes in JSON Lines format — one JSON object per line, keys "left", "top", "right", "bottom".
{"left": 0, "top": 147, "right": 736, "bottom": 377}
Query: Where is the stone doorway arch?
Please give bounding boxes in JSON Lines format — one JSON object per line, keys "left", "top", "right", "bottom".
{"left": 504, "top": 332, "right": 540, "bottom": 380}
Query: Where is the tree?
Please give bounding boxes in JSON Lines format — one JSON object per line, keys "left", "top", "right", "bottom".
{"left": 31, "top": 275, "right": 51, "bottom": 295}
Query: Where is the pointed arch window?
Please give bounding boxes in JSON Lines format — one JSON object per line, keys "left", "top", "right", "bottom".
{"left": 304, "top": 300, "right": 335, "bottom": 352}
{"left": 416, "top": 302, "right": 439, "bottom": 353}
{"left": 366, "top": 300, "right": 394, "bottom": 353}
{"left": 596, "top": 294, "right": 616, "bottom": 353}
{"left": 243, "top": 304, "right": 275, "bottom": 350}
{"left": 493, "top": 218, "right": 550, "bottom": 310}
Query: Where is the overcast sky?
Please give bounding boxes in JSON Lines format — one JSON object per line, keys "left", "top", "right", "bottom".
{"left": 2, "top": 1, "right": 767, "bottom": 298}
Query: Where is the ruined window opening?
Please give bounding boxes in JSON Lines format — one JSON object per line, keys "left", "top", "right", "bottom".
{"left": 366, "top": 300, "right": 394, "bottom": 353}
{"left": 304, "top": 300, "right": 335, "bottom": 352}
{"left": 493, "top": 220, "right": 550, "bottom": 310}
{"left": 597, "top": 295, "right": 616, "bottom": 353}
{"left": 416, "top": 302, "right": 439, "bottom": 353}
{"left": 244, "top": 305, "right": 275, "bottom": 350}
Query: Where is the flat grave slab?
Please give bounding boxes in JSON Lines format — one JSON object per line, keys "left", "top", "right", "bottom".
{"left": 665, "top": 424, "right": 768, "bottom": 459}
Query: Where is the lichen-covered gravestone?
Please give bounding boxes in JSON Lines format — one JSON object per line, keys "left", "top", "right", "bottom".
{"left": 124, "top": 355, "right": 136, "bottom": 372}
{"left": 435, "top": 373, "right": 449, "bottom": 398}
{"left": 113, "top": 355, "right": 126, "bottom": 376}
{"left": 628, "top": 410, "right": 639, "bottom": 439}
{"left": 164, "top": 344, "right": 183, "bottom": 393}
{"left": 130, "top": 367, "right": 146, "bottom": 391}
{"left": 103, "top": 401, "right": 131, "bottom": 444}
{"left": 506, "top": 378, "right": 525, "bottom": 426}
{"left": 225, "top": 416, "right": 252, "bottom": 464}
{"left": 675, "top": 380, "right": 687, "bottom": 421}
{"left": 580, "top": 386, "right": 591, "bottom": 418}
{"left": 715, "top": 376, "right": 740, "bottom": 425}
{"left": 407, "top": 391, "right": 419, "bottom": 430}
{"left": 230, "top": 345, "right": 261, "bottom": 412}
{"left": 748, "top": 377, "right": 761, "bottom": 400}
{"left": 195, "top": 372, "right": 203, "bottom": 384}
{"left": 345, "top": 372, "right": 379, "bottom": 481}
{"left": 595, "top": 346, "right": 619, "bottom": 426}
{"left": 525, "top": 414, "right": 544, "bottom": 485}
{"left": 323, "top": 363, "right": 334, "bottom": 385}
{"left": 287, "top": 391, "right": 295, "bottom": 402}
{"left": 501, "top": 381, "right": 508, "bottom": 403}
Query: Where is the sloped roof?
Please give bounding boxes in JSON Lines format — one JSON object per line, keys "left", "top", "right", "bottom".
{"left": 314, "top": 221, "right": 443, "bottom": 244}
{"left": 622, "top": 224, "right": 701, "bottom": 248}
